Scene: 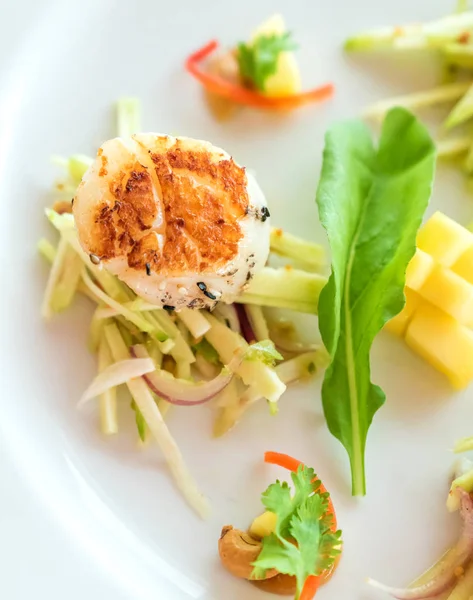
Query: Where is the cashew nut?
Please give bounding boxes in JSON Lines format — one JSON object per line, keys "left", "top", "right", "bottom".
{"left": 218, "top": 525, "right": 278, "bottom": 580}
{"left": 252, "top": 573, "right": 297, "bottom": 596}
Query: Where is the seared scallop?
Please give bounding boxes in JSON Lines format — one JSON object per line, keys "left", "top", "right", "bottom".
{"left": 73, "top": 134, "right": 270, "bottom": 309}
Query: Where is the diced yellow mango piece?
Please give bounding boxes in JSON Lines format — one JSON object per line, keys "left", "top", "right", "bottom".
{"left": 417, "top": 211, "right": 473, "bottom": 267}
{"left": 452, "top": 244, "right": 473, "bottom": 285}
{"left": 252, "top": 13, "right": 285, "bottom": 37}
{"left": 252, "top": 14, "right": 301, "bottom": 97}
{"left": 384, "top": 289, "right": 422, "bottom": 336}
{"left": 405, "top": 250, "right": 435, "bottom": 291}
{"left": 405, "top": 302, "right": 473, "bottom": 389}
{"left": 418, "top": 265, "right": 473, "bottom": 324}
{"left": 249, "top": 511, "right": 277, "bottom": 539}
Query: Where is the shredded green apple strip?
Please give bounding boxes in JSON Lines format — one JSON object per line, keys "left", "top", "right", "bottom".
{"left": 316, "top": 107, "right": 436, "bottom": 495}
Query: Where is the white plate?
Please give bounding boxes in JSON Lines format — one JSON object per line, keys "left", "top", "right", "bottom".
{"left": 1, "top": 0, "right": 470, "bottom": 598}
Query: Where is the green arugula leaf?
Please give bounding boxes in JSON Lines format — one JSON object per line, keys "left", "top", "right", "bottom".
{"left": 245, "top": 340, "right": 283, "bottom": 366}
{"left": 237, "top": 32, "right": 298, "bottom": 92}
{"left": 252, "top": 466, "right": 342, "bottom": 598}
{"left": 316, "top": 107, "right": 436, "bottom": 496}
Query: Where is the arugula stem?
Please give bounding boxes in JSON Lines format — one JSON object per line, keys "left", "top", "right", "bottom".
{"left": 343, "top": 208, "right": 367, "bottom": 496}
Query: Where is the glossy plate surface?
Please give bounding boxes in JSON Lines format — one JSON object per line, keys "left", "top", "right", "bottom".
{"left": 0, "top": 1, "right": 468, "bottom": 598}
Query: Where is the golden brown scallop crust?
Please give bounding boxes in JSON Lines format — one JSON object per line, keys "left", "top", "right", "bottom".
{"left": 79, "top": 138, "right": 249, "bottom": 276}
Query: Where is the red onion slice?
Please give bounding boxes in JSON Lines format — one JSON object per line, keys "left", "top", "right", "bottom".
{"left": 78, "top": 357, "right": 155, "bottom": 407}
{"left": 235, "top": 304, "right": 256, "bottom": 344}
{"left": 367, "top": 489, "right": 473, "bottom": 599}
{"left": 131, "top": 344, "right": 234, "bottom": 406}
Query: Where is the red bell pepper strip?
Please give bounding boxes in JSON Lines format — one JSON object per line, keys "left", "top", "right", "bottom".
{"left": 185, "top": 40, "right": 334, "bottom": 111}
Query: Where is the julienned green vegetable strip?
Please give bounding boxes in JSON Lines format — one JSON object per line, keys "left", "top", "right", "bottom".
{"left": 98, "top": 334, "right": 118, "bottom": 435}
{"left": 46, "top": 209, "right": 132, "bottom": 303}
{"left": 465, "top": 144, "right": 473, "bottom": 173}
{"left": 204, "top": 312, "right": 286, "bottom": 404}
{"left": 444, "top": 42, "right": 473, "bottom": 68}
{"left": 269, "top": 228, "right": 326, "bottom": 272}
{"left": 444, "top": 83, "right": 473, "bottom": 130}
{"left": 238, "top": 293, "right": 316, "bottom": 314}
{"left": 316, "top": 108, "right": 436, "bottom": 496}
{"left": 175, "top": 321, "right": 192, "bottom": 380}
{"left": 437, "top": 136, "right": 471, "bottom": 159}
{"left": 362, "top": 81, "right": 471, "bottom": 121}
{"left": 146, "top": 339, "right": 171, "bottom": 418}
{"left": 148, "top": 310, "right": 195, "bottom": 363}
{"left": 81, "top": 268, "right": 168, "bottom": 341}
{"left": 41, "top": 237, "right": 70, "bottom": 319}
{"left": 88, "top": 307, "right": 106, "bottom": 353}
{"left": 447, "top": 469, "right": 473, "bottom": 511}
{"left": 245, "top": 305, "right": 270, "bottom": 341}
{"left": 50, "top": 245, "right": 83, "bottom": 313}
{"left": 68, "top": 155, "right": 93, "bottom": 185}
{"left": 104, "top": 322, "right": 209, "bottom": 518}
{"left": 116, "top": 98, "right": 142, "bottom": 138}
{"left": 177, "top": 307, "right": 211, "bottom": 339}
{"left": 38, "top": 238, "right": 57, "bottom": 263}
{"left": 239, "top": 267, "right": 327, "bottom": 314}
{"left": 344, "top": 11, "right": 473, "bottom": 52}
{"left": 214, "top": 351, "right": 321, "bottom": 437}
{"left": 344, "top": 24, "right": 427, "bottom": 52}
{"left": 454, "top": 436, "right": 473, "bottom": 453}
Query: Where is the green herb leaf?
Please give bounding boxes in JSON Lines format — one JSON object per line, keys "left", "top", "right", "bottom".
{"left": 252, "top": 466, "right": 342, "bottom": 597}
{"left": 245, "top": 340, "right": 283, "bottom": 366}
{"left": 316, "top": 107, "right": 436, "bottom": 496}
{"left": 237, "top": 32, "right": 298, "bottom": 92}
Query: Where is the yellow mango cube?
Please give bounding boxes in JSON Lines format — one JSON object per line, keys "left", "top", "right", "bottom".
{"left": 249, "top": 511, "right": 277, "bottom": 539}
{"left": 418, "top": 265, "right": 473, "bottom": 324}
{"left": 452, "top": 245, "right": 473, "bottom": 285}
{"left": 405, "top": 250, "right": 435, "bottom": 291}
{"left": 252, "top": 14, "right": 301, "bottom": 97}
{"left": 405, "top": 302, "right": 473, "bottom": 389}
{"left": 384, "top": 289, "right": 422, "bottom": 336}
{"left": 417, "top": 211, "right": 473, "bottom": 267}
{"left": 252, "top": 13, "right": 285, "bottom": 38}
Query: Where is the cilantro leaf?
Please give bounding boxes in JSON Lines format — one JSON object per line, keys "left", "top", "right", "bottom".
{"left": 252, "top": 533, "right": 300, "bottom": 577}
{"left": 289, "top": 496, "right": 342, "bottom": 587}
{"left": 245, "top": 340, "right": 283, "bottom": 366}
{"left": 252, "top": 465, "right": 342, "bottom": 598}
{"left": 237, "top": 32, "right": 298, "bottom": 92}
{"left": 261, "top": 480, "right": 293, "bottom": 532}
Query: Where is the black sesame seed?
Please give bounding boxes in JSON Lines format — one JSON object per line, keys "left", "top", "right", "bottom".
{"left": 261, "top": 207, "right": 271, "bottom": 222}
{"left": 163, "top": 305, "right": 175, "bottom": 312}
{"left": 197, "top": 282, "right": 207, "bottom": 292}
{"left": 145, "top": 262, "right": 151, "bottom": 276}
{"left": 89, "top": 254, "right": 101, "bottom": 265}
{"left": 203, "top": 290, "right": 217, "bottom": 301}
{"left": 71, "top": 198, "right": 74, "bottom": 206}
